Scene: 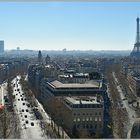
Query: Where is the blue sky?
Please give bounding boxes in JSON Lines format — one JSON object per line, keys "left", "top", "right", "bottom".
{"left": 0, "top": 2, "right": 140, "bottom": 51}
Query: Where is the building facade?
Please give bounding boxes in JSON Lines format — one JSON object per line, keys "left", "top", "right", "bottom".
{"left": 0, "top": 40, "right": 4, "bottom": 53}
{"left": 40, "top": 79, "right": 104, "bottom": 99}
{"left": 61, "top": 96, "right": 104, "bottom": 137}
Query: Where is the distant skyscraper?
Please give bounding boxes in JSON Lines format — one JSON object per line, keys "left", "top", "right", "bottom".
{"left": 0, "top": 40, "right": 4, "bottom": 53}
{"left": 45, "top": 54, "right": 50, "bottom": 65}
{"left": 17, "top": 47, "right": 20, "bottom": 51}
{"left": 130, "top": 17, "right": 140, "bottom": 58}
{"left": 38, "top": 50, "right": 42, "bottom": 64}
{"left": 63, "top": 48, "right": 67, "bottom": 53}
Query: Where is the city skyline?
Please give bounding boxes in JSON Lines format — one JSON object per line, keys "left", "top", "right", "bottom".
{"left": 0, "top": 2, "right": 140, "bottom": 51}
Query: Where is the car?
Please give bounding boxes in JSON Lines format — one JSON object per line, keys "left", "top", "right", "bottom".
{"left": 27, "top": 104, "right": 30, "bottom": 107}
{"left": 25, "top": 120, "right": 29, "bottom": 124}
{"left": 21, "top": 98, "right": 23, "bottom": 101}
{"left": 4, "top": 96, "right": 9, "bottom": 102}
{"left": 22, "top": 124, "right": 26, "bottom": 129}
{"left": 22, "top": 109, "right": 24, "bottom": 112}
{"left": 18, "top": 99, "right": 20, "bottom": 101}
{"left": 33, "top": 108, "right": 38, "bottom": 111}
{"left": 128, "top": 99, "right": 136, "bottom": 104}
{"left": 33, "top": 109, "right": 43, "bottom": 120}
{"left": 26, "top": 109, "right": 29, "bottom": 112}
{"left": 23, "top": 103, "right": 25, "bottom": 105}
{"left": 31, "top": 122, "right": 34, "bottom": 126}
{"left": 25, "top": 115, "right": 27, "bottom": 118}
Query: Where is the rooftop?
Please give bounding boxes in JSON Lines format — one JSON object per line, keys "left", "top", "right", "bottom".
{"left": 50, "top": 80, "right": 99, "bottom": 89}
{"left": 0, "top": 64, "right": 6, "bottom": 69}
{"left": 65, "top": 96, "right": 101, "bottom": 105}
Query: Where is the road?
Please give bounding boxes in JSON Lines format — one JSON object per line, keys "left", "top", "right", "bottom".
{"left": 112, "top": 72, "right": 137, "bottom": 137}
{"left": 24, "top": 74, "right": 69, "bottom": 138}
{"left": 12, "top": 76, "right": 48, "bottom": 139}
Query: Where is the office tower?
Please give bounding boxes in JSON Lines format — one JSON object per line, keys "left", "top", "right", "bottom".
{"left": 0, "top": 40, "right": 4, "bottom": 53}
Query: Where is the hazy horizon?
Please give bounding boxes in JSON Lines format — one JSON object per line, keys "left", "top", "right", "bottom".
{"left": 0, "top": 2, "right": 140, "bottom": 51}
{"left": 5, "top": 48, "right": 132, "bottom": 51}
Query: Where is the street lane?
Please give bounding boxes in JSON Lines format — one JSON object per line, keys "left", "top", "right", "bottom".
{"left": 12, "top": 76, "right": 48, "bottom": 139}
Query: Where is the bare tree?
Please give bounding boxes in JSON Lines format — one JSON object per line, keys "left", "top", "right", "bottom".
{"left": 78, "top": 129, "right": 90, "bottom": 138}
{"left": 0, "top": 109, "right": 18, "bottom": 138}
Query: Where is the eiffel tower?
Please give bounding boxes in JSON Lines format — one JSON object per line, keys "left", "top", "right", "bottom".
{"left": 130, "top": 17, "right": 140, "bottom": 58}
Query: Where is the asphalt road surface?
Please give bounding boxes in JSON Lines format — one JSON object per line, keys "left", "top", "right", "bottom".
{"left": 12, "top": 76, "right": 48, "bottom": 139}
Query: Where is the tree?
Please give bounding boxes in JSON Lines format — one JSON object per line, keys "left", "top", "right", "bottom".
{"left": 89, "top": 72, "right": 101, "bottom": 80}
{"left": 72, "top": 125, "right": 78, "bottom": 138}
{"left": 1, "top": 110, "right": 21, "bottom": 138}
{"left": 95, "top": 130, "right": 102, "bottom": 138}
{"left": 78, "top": 129, "right": 90, "bottom": 138}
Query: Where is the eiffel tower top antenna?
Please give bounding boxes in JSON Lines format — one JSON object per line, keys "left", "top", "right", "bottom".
{"left": 136, "top": 16, "right": 140, "bottom": 43}
{"left": 130, "top": 16, "right": 140, "bottom": 58}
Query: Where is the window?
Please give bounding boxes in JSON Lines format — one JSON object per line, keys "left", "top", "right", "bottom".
{"left": 77, "top": 118, "right": 80, "bottom": 122}
{"left": 86, "top": 117, "right": 89, "bottom": 121}
{"left": 90, "top": 117, "right": 92, "bottom": 121}
{"left": 94, "top": 104, "right": 97, "bottom": 108}
{"left": 85, "top": 104, "right": 88, "bottom": 108}
{"left": 77, "top": 124, "right": 80, "bottom": 128}
{"left": 83, "top": 124, "right": 85, "bottom": 128}
{"left": 99, "top": 117, "right": 101, "bottom": 122}
{"left": 86, "top": 124, "right": 89, "bottom": 128}
{"left": 95, "top": 112, "right": 97, "bottom": 116}
{"left": 95, "top": 117, "right": 97, "bottom": 122}
{"left": 73, "top": 118, "right": 76, "bottom": 122}
{"left": 90, "top": 124, "right": 93, "bottom": 129}
{"left": 95, "top": 124, "right": 97, "bottom": 129}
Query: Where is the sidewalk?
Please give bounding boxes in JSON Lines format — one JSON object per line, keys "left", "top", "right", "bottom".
{"left": 35, "top": 99, "right": 70, "bottom": 139}
{"left": 0, "top": 83, "right": 7, "bottom": 106}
